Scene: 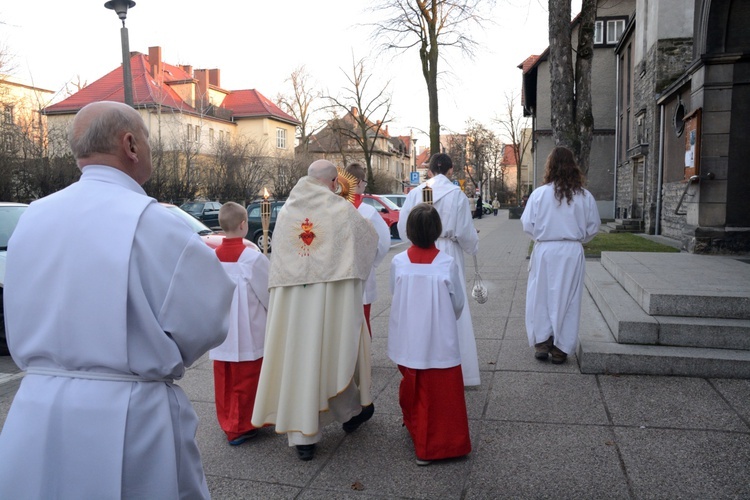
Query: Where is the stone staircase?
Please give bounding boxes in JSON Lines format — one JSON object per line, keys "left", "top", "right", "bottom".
{"left": 600, "top": 218, "right": 643, "bottom": 233}
{"left": 577, "top": 252, "right": 750, "bottom": 378}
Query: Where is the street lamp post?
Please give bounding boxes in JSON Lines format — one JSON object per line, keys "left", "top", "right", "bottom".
{"left": 104, "top": 0, "right": 136, "bottom": 107}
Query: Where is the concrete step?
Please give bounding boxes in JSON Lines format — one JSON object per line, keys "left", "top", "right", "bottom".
{"left": 600, "top": 252, "right": 750, "bottom": 319}
{"left": 586, "top": 262, "right": 750, "bottom": 350}
{"left": 577, "top": 288, "right": 750, "bottom": 378}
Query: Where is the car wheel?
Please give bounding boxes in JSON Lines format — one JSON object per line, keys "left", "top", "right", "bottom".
{"left": 390, "top": 224, "right": 399, "bottom": 239}
{"left": 484, "top": 207, "right": 492, "bottom": 215}
{"left": 254, "top": 231, "right": 272, "bottom": 252}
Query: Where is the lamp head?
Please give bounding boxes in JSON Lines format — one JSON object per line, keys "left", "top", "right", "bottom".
{"left": 104, "top": 0, "right": 136, "bottom": 22}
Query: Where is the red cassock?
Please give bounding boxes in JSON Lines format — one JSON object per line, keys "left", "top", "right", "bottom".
{"left": 395, "top": 246, "right": 471, "bottom": 460}
{"left": 213, "top": 359, "right": 263, "bottom": 440}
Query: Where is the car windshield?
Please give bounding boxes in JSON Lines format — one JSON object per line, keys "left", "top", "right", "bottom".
{"left": 165, "top": 205, "right": 214, "bottom": 235}
{"left": 374, "top": 195, "right": 400, "bottom": 210}
{"left": 180, "top": 202, "right": 203, "bottom": 214}
{"left": 0, "top": 205, "right": 28, "bottom": 250}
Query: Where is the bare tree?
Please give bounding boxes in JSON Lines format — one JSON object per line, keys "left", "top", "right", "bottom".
{"left": 370, "top": 0, "right": 493, "bottom": 156}
{"left": 326, "top": 57, "right": 393, "bottom": 192}
{"left": 64, "top": 76, "right": 88, "bottom": 97}
{"left": 548, "top": 0, "right": 596, "bottom": 174}
{"left": 494, "top": 92, "right": 531, "bottom": 203}
{"left": 276, "top": 66, "right": 322, "bottom": 153}
{"left": 204, "top": 135, "right": 269, "bottom": 205}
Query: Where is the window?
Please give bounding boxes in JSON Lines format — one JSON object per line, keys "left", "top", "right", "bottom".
{"left": 195, "top": 126, "right": 201, "bottom": 144}
{"left": 187, "top": 124, "right": 192, "bottom": 142}
{"left": 594, "top": 21, "right": 604, "bottom": 45}
{"left": 594, "top": 17, "right": 627, "bottom": 45}
{"left": 3, "top": 106, "right": 13, "bottom": 125}
{"left": 607, "top": 19, "right": 625, "bottom": 44}
{"left": 209, "top": 128, "right": 214, "bottom": 145}
{"left": 276, "top": 128, "right": 286, "bottom": 149}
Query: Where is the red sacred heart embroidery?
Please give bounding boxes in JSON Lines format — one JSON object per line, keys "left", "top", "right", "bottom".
{"left": 299, "top": 218, "right": 316, "bottom": 246}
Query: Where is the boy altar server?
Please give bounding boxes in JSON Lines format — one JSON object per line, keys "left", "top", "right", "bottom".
{"left": 210, "top": 202, "right": 270, "bottom": 445}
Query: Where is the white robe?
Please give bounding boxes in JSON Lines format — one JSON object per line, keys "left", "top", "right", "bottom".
{"left": 521, "top": 183, "right": 600, "bottom": 354}
{"left": 358, "top": 202, "right": 391, "bottom": 305}
{"left": 209, "top": 248, "right": 270, "bottom": 362}
{"left": 388, "top": 251, "right": 465, "bottom": 369}
{"left": 397, "top": 174, "right": 481, "bottom": 386}
{"left": 0, "top": 165, "right": 235, "bottom": 499}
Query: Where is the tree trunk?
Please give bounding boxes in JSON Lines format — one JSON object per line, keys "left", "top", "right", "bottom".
{"left": 548, "top": 0, "right": 576, "bottom": 149}
{"left": 575, "top": 0, "right": 596, "bottom": 176}
{"left": 420, "top": 3, "right": 441, "bottom": 157}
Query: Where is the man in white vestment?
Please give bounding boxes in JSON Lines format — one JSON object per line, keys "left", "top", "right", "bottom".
{"left": 0, "top": 101, "right": 235, "bottom": 499}
{"left": 397, "top": 153, "right": 481, "bottom": 386}
{"left": 251, "top": 160, "right": 378, "bottom": 461}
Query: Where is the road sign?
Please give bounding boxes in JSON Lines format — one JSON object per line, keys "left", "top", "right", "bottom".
{"left": 459, "top": 179, "right": 466, "bottom": 189}
{"left": 452, "top": 180, "right": 459, "bottom": 186}
{"left": 410, "top": 171, "right": 420, "bottom": 185}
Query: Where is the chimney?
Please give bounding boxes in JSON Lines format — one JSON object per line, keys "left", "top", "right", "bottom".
{"left": 181, "top": 65, "right": 193, "bottom": 77}
{"left": 351, "top": 107, "right": 358, "bottom": 117}
{"left": 208, "top": 68, "right": 220, "bottom": 87}
{"left": 148, "top": 46, "right": 163, "bottom": 80}
{"left": 195, "top": 69, "right": 209, "bottom": 109}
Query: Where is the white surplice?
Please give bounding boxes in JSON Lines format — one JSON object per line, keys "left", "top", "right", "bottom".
{"left": 0, "top": 165, "right": 235, "bottom": 499}
{"left": 397, "top": 174, "right": 481, "bottom": 386}
{"left": 388, "top": 251, "right": 465, "bottom": 369}
{"left": 521, "top": 183, "right": 600, "bottom": 354}
{"left": 210, "top": 249, "right": 270, "bottom": 362}
{"left": 357, "top": 202, "right": 391, "bottom": 305}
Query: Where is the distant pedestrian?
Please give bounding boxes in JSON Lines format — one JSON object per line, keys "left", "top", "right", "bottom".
{"left": 388, "top": 203, "right": 471, "bottom": 466}
{"left": 522, "top": 146, "right": 600, "bottom": 364}
{"left": 475, "top": 194, "right": 483, "bottom": 219}
{"left": 210, "top": 202, "right": 270, "bottom": 446}
{"left": 492, "top": 197, "right": 500, "bottom": 216}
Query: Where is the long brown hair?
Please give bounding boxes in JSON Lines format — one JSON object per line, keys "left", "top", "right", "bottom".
{"left": 543, "top": 146, "right": 584, "bottom": 205}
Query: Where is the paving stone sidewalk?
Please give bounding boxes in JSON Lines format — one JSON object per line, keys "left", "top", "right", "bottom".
{"left": 1, "top": 210, "right": 749, "bottom": 499}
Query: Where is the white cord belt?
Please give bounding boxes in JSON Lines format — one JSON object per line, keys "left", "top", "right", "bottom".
{"left": 26, "top": 367, "right": 173, "bottom": 383}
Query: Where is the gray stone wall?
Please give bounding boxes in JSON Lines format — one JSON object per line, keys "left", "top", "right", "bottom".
{"left": 660, "top": 180, "right": 690, "bottom": 240}
{"left": 616, "top": 38, "right": 693, "bottom": 234}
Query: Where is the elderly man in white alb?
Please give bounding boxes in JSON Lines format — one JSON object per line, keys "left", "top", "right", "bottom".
{"left": 397, "top": 153, "right": 481, "bottom": 386}
{"left": 0, "top": 101, "right": 235, "bottom": 499}
{"left": 252, "top": 159, "right": 378, "bottom": 461}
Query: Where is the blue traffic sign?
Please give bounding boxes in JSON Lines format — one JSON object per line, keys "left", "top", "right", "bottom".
{"left": 410, "top": 172, "right": 420, "bottom": 185}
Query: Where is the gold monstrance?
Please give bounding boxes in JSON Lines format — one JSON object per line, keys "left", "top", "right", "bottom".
{"left": 422, "top": 184, "right": 433, "bottom": 205}
{"left": 260, "top": 187, "right": 271, "bottom": 255}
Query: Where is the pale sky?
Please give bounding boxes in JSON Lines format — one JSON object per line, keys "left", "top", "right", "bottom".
{"left": 1, "top": 1, "right": 580, "bottom": 142}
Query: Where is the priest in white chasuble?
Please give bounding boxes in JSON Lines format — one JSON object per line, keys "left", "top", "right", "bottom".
{"left": 252, "top": 160, "right": 378, "bottom": 461}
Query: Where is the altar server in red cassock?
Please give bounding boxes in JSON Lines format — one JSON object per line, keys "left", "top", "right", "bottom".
{"left": 388, "top": 203, "right": 471, "bottom": 466}
{"left": 210, "top": 202, "right": 270, "bottom": 445}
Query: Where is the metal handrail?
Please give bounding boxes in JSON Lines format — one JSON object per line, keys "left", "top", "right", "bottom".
{"left": 674, "top": 172, "right": 715, "bottom": 215}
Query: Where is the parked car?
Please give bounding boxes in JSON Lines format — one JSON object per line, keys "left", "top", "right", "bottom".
{"left": 179, "top": 200, "right": 222, "bottom": 229}
{"left": 362, "top": 194, "right": 400, "bottom": 239}
{"left": 246, "top": 200, "right": 285, "bottom": 252}
{"left": 162, "top": 203, "right": 258, "bottom": 251}
{"left": 483, "top": 202, "right": 493, "bottom": 215}
{"left": 0, "top": 202, "right": 29, "bottom": 355}
{"left": 381, "top": 194, "right": 406, "bottom": 208}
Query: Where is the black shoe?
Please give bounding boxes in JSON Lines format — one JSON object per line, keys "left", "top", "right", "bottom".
{"left": 342, "top": 403, "right": 375, "bottom": 433}
{"left": 534, "top": 336, "right": 554, "bottom": 361}
{"left": 296, "top": 444, "right": 316, "bottom": 461}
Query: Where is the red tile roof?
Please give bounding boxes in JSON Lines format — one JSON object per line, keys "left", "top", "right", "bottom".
{"left": 221, "top": 89, "right": 297, "bottom": 125}
{"left": 44, "top": 49, "right": 299, "bottom": 126}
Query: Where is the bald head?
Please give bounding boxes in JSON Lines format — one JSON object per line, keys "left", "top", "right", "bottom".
{"left": 69, "top": 101, "right": 153, "bottom": 185}
{"left": 308, "top": 160, "right": 338, "bottom": 192}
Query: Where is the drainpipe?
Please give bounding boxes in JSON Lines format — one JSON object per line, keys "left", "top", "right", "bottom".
{"left": 613, "top": 57, "right": 620, "bottom": 219}
{"left": 655, "top": 104, "right": 665, "bottom": 235}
